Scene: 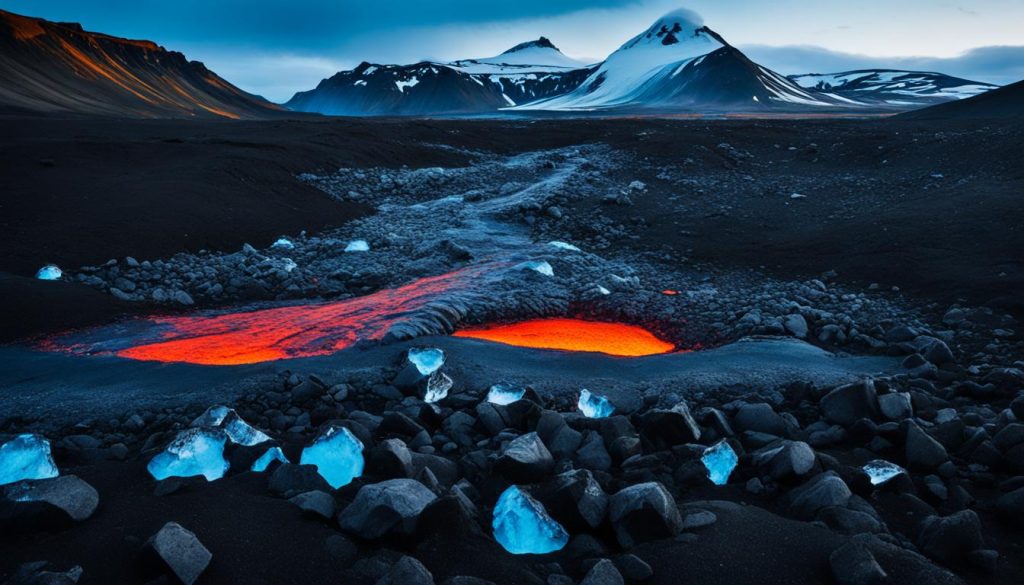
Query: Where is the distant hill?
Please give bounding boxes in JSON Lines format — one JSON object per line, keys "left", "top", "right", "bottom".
{"left": 789, "top": 69, "right": 996, "bottom": 107}
{"left": 899, "top": 79, "right": 1024, "bottom": 119}
{"left": 0, "top": 9, "right": 282, "bottom": 119}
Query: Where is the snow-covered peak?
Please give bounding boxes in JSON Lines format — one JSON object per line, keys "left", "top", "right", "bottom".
{"left": 452, "top": 37, "right": 588, "bottom": 74}
{"left": 520, "top": 8, "right": 723, "bottom": 110}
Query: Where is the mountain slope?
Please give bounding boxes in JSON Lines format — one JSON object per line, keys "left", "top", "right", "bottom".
{"left": 0, "top": 9, "right": 281, "bottom": 119}
{"left": 286, "top": 39, "right": 592, "bottom": 116}
{"left": 519, "top": 9, "right": 844, "bottom": 112}
{"left": 790, "top": 69, "right": 997, "bottom": 106}
{"left": 898, "top": 79, "right": 1024, "bottom": 119}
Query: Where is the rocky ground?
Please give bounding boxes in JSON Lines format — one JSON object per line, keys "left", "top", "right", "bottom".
{"left": 1, "top": 116, "right": 1023, "bottom": 584}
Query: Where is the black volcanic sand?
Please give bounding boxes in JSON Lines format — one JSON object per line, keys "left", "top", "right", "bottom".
{"left": 2, "top": 115, "right": 1023, "bottom": 342}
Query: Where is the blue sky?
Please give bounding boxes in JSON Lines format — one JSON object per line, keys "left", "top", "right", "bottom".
{"left": 5, "top": 0, "right": 1023, "bottom": 101}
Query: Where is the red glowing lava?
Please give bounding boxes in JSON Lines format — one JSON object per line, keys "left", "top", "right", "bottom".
{"left": 110, "top": 268, "right": 485, "bottom": 366}
{"left": 453, "top": 318, "right": 674, "bottom": 357}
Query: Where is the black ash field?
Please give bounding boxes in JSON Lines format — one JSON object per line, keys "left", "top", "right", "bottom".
{"left": 2, "top": 112, "right": 1024, "bottom": 585}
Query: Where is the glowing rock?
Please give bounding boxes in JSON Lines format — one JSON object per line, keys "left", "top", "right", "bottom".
{"left": 251, "top": 446, "right": 289, "bottom": 472}
{"left": 281, "top": 258, "right": 298, "bottom": 273}
{"left": 0, "top": 434, "right": 59, "bottom": 486}
{"left": 345, "top": 239, "right": 370, "bottom": 252}
{"left": 597, "top": 285, "right": 611, "bottom": 295}
{"left": 701, "top": 440, "right": 738, "bottom": 486}
{"left": 487, "top": 383, "right": 526, "bottom": 406}
{"left": 492, "top": 485, "right": 569, "bottom": 555}
{"left": 863, "top": 459, "right": 905, "bottom": 486}
{"left": 271, "top": 237, "right": 295, "bottom": 249}
{"left": 35, "top": 265, "right": 62, "bottom": 280}
{"left": 147, "top": 428, "right": 230, "bottom": 481}
{"left": 424, "top": 371, "right": 452, "bottom": 403}
{"left": 408, "top": 347, "right": 445, "bottom": 376}
{"left": 578, "top": 389, "right": 614, "bottom": 418}
{"left": 192, "top": 406, "right": 270, "bottom": 447}
{"left": 516, "top": 260, "right": 553, "bottom": 277}
{"left": 548, "top": 241, "right": 581, "bottom": 252}
{"left": 300, "top": 426, "right": 364, "bottom": 489}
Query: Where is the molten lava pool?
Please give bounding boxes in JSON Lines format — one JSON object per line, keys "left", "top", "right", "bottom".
{"left": 453, "top": 318, "right": 674, "bottom": 357}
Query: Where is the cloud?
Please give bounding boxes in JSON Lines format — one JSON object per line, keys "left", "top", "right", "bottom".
{"left": 741, "top": 44, "right": 1024, "bottom": 85}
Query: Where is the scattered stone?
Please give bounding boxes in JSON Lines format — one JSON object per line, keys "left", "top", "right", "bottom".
{"left": 829, "top": 542, "right": 887, "bottom": 585}
{"left": 376, "top": 555, "right": 435, "bottom": 585}
{"left": 338, "top": 479, "right": 437, "bottom": 539}
{"left": 580, "top": 559, "right": 625, "bottom": 585}
{"left": 289, "top": 490, "right": 337, "bottom": 520}
{"left": 145, "top": 522, "right": 212, "bottom": 585}
{"left": 608, "top": 482, "right": 682, "bottom": 547}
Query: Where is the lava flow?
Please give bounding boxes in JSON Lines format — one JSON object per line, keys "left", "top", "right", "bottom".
{"left": 453, "top": 318, "right": 674, "bottom": 357}
{"left": 94, "top": 268, "right": 485, "bottom": 366}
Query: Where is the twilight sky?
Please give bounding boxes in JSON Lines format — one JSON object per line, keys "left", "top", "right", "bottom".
{"left": 5, "top": 0, "right": 1023, "bottom": 101}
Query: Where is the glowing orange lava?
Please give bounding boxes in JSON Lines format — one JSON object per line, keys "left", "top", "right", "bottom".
{"left": 453, "top": 318, "right": 674, "bottom": 357}
{"left": 110, "top": 267, "right": 486, "bottom": 366}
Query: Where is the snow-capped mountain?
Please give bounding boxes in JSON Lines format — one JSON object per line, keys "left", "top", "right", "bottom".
{"left": 519, "top": 9, "right": 844, "bottom": 111}
{"left": 285, "top": 39, "right": 593, "bottom": 116}
{"left": 788, "top": 70, "right": 998, "bottom": 106}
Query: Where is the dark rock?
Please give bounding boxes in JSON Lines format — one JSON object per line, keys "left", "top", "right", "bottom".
{"left": 789, "top": 471, "right": 852, "bottom": 519}
{"left": 1, "top": 475, "right": 99, "bottom": 524}
{"left": 608, "top": 482, "right": 682, "bottom": 548}
{"left": 679, "top": 509, "right": 717, "bottom": 530}
{"left": 417, "top": 490, "right": 481, "bottom": 538}
{"left": 537, "top": 469, "right": 608, "bottom": 530}
{"left": 144, "top": 522, "right": 211, "bottom": 585}
{"left": 577, "top": 431, "right": 612, "bottom": 472}
{"left": 829, "top": 542, "right": 887, "bottom": 585}
{"left": 613, "top": 554, "right": 653, "bottom": 582}
{"left": 905, "top": 423, "right": 948, "bottom": 470}
{"left": 268, "top": 463, "right": 332, "bottom": 497}
{"left": 820, "top": 381, "right": 879, "bottom": 427}
{"left": 440, "top": 578, "right": 497, "bottom": 585}
{"left": 496, "top": 432, "right": 554, "bottom": 483}
{"left": 289, "top": 490, "right": 336, "bottom": 520}
{"left": 368, "top": 438, "right": 414, "bottom": 478}
{"left": 752, "top": 441, "right": 815, "bottom": 481}
{"left": 995, "top": 486, "right": 1024, "bottom": 526}
{"left": 580, "top": 559, "right": 624, "bottom": 585}
{"left": 3, "top": 561, "right": 82, "bottom": 585}
{"left": 376, "top": 555, "right": 434, "bottom": 585}
{"left": 338, "top": 478, "right": 437, "bottom": 539}
{"left": 877, "top": 392, "right": 913, "bottom": 421}
{"left": 537, "top": 410, "right": 583, "bottom": 459}
{"left": 917, "top": 510, "right": 985, "bottom": 564}
{"left": 638, "top": 402, "right": 701, "bottom": 450}
{"left": 734, "top": 403, "right": 788, "bottom": 436}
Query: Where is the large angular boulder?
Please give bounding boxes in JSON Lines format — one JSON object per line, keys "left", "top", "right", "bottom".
{"left": 537, "top": 469, "right": 608, "bottom": 530}
{"left": 495, "top": 432, "right": 554, "bottom": 483}
{"left": 734, "top": 403, "right": 788, "bottom": 436}
{"left": 376, "top": 555, "right": 435, "bottom": 585}
{"left": 789, "top": 471, "right": 852, "bottom": 519}
{"left": 145, "top": 522, "right": 212, "bottom": 585}
{"left": 1, "top": 475, "right": 99, "bottom": 525}
{"left": 917, "top": 510, "right": 985, "bottom": 564}
{"left": 820, "top": 381, "right": 879, "bottom": 427}
{"left": 338, "top": 479, "right": 437, "bottom": 539}
{"left": 752, "top": 441, "right": 815, "bottom": 481}
{"left": 829, "top": 542, "right": 887, "bottom": 585}
{"left": 608, "top": 482, "right": 682, "bottom": 548}
{"left": 638, "top": 402, "right": 701, "bottom": 451}
{"left": 905, "top": 423, "right": 948, "bottom": 470}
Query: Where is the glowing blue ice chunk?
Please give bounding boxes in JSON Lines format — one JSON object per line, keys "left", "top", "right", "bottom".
{"left": 408, "top": 347, "right": 445, "bottom": 376}
{"left": 548, "top": 241, "right": 581, "bottom": 252}
{"left": 300, "top": 426, "right": 364, "bottom": 489}
{"left": 578, "top": 389, "right": 614, "bottom": 418}
{"left": 701, "top": 440, "right": 738, "bottom": 486}
{"left": 0, "top": 434, "right": 59, "bottom": 486}
{"left": 345, "top": 239, "right": 370, "bottom": 252}
{"left": 424, "top": 371, "right": 452, "bottom": 403}
{"left": 35, "top": 265, "right": 62, "bottom": 280}
{"left": 271, "top": 237, "right": 295, "bottom": 249}
{"left": 191, "top": 406, "right": 270, "bottom": 446}
{"left": 516, "top": 260, "right": 553, "bottom": 277}
{"left": 492, "top": 485, "right": 569, "bottom": 555}
{"left": 251, "top": 446, "right": 289, "bottom": 472}
{"left": 597, "top": 285, "right": 611, "bottom": 295}
{"left": 147, "top": 428, "right": 229, "bottom": 481}
{"left": 863, "top": 459, "right": 905, "bottom": 486}
{"left": 487, "top": 383, "right": 526, "bottom": 406}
